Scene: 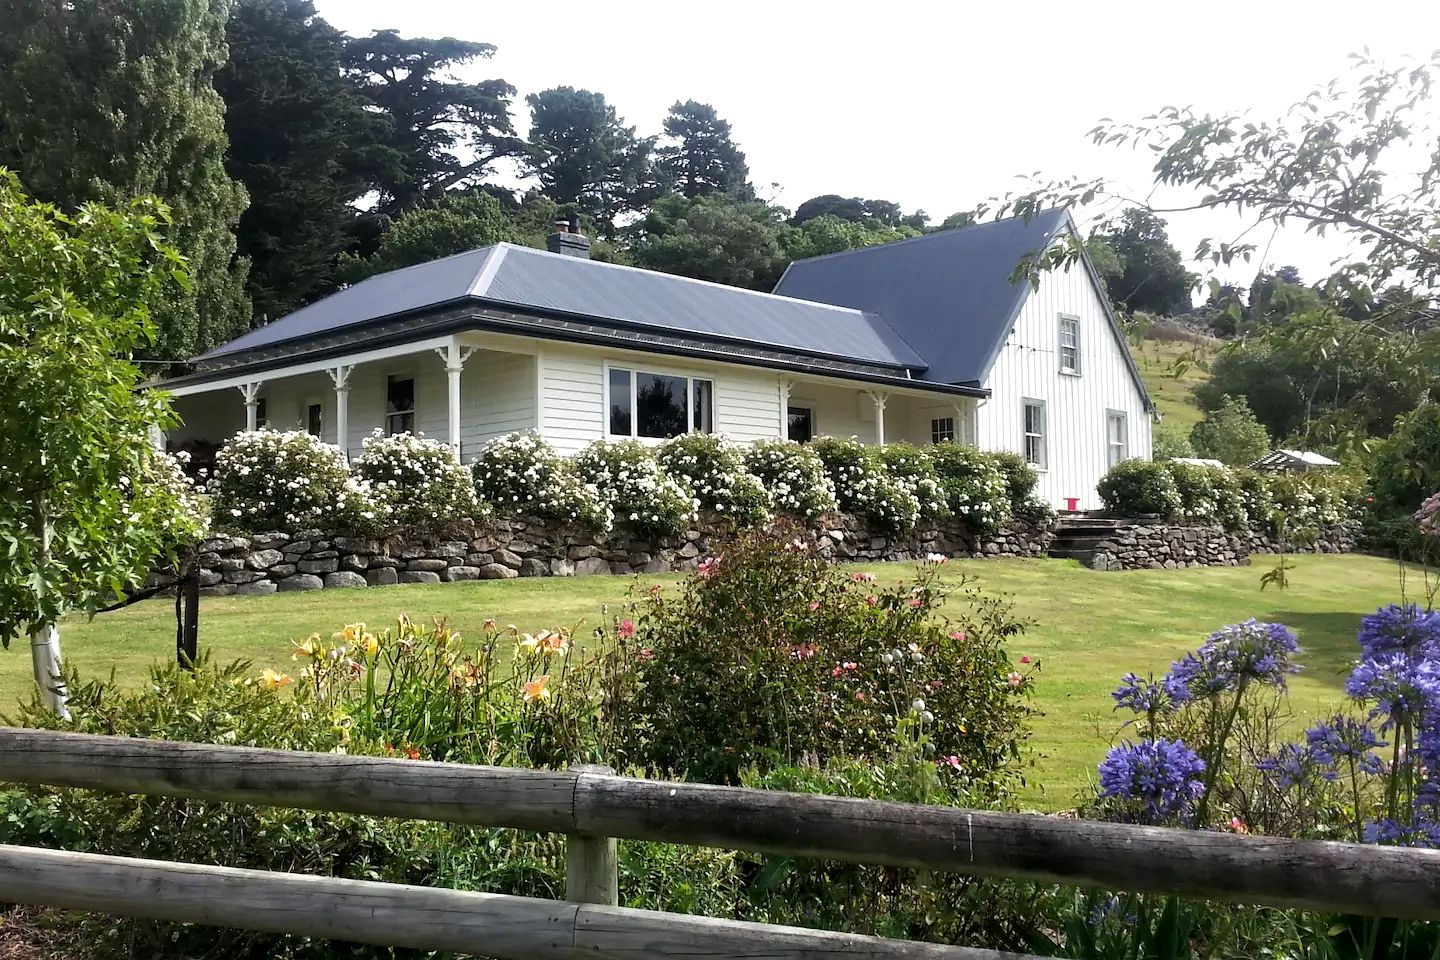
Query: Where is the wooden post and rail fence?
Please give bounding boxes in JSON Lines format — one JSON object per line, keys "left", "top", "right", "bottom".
{"left": 3, "top": 727, "right": 1440, "bottom": 958}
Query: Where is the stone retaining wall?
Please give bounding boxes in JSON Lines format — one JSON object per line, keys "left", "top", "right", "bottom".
{"left": 160, "top": 514, "right": 1057, "bottom": 596}
{"left": 1086, "top": 519, "right": 1359, "bottom": 572}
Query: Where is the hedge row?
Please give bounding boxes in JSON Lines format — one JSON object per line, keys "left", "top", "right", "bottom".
{"left": 208, "top": 429, "right": 1049, "bottom": 537}
{"left": 1097, "top": 458, "right": 1362, "bottom": 534}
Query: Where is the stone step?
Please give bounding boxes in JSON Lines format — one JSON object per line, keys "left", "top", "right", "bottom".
{"left": 1050, "top": 532, "right": 1117, "bottom": 548}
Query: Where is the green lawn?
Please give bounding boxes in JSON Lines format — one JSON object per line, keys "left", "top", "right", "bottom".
{"left": 1130, "top": 333, "right": 1219, "bottom": 431}
{"left": 0, "top": 554, "right": 1406, "bottom": 809}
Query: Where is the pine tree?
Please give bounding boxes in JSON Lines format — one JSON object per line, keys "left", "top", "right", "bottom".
{"left": 0, "top": 0, "right": 251, "bottom": 358}
{"left": 655, "top": 100, "right": 752, "bottom": 199}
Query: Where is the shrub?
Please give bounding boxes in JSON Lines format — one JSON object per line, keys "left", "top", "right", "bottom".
{"left": 878, "top": 443, "right": 949, "bottom": 519}
{"left": 810, "top": 437, "right": 920, "bottom": 529}
{"left": 351, "top": 429, "right": 481, "bottom": 528}
{"left": 1151, "top": 421, "right": 1196, "bottom": 461}
{"left": 989, "top": 449, "right": 1040, "bottom": 508}
{"left": 612, "top": 526, "right": 1037, "bottom": 797}
{"left": 1370, "top": 404, "right": 1440, "bottom": 549}
{"left": 656, "top": 434, "right": 770, "bottom": 527}
{"left": 130, "top": 450, "right": 210, "bottom": 552}
{"left": 471, "top": 432, "right": 611, "bottom": 530}
{"left": 742, "top": 440, "right": 838, "bottom": 518}
{"left": 1271, "top": 471, "right": 1361, "bottom": 531}
{"left": 1236, "top": 469, "right": 1277, "bottom": 531}
{"left": 1166, "top": 460, "right": 1221, "bottom": 524}
{"left": 574, "top": 439, "right": 697, "bottom": 537}
{"left": 209, "top": 430, "right": 377, "bottom": 533}
{"left": 929, "top": 444, "right": 1013, "bottom": 532}
{"left": 1097, "top": 459, "right": 1182, "bottom": 517}
{"left": 1190, "top": 396, "right": 1271, "bottom": 466}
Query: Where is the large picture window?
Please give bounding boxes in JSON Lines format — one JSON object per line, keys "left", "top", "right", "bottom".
{"left": 386, "top": 375, "right": 415, "bottom": 435}
{"left": 607, "top": 367, "right": 714, "bottom": 440}
{"left": 1023, "top": 398, "right": 1047, "bottom": 469}
{"left": 1059, "top": 316, "right": 1081, "bottom": 375}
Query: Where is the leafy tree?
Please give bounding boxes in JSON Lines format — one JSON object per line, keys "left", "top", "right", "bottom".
{"left": 1151, "top": 422, "right": 1195, "bottom": 461}
{"left": 344, "top": 29, "right": 522, "bottom": 214}
{"left": 1090, "top": 209, "right": 1195, "bottom": 315}
{"left": 791, "top": 194, "right": 924, "bottom": 228}
{"left": 935, "top": 211, "right": 977, "bottom": 231}
{"left": 0, "top": 172, "right": 202, "bottom": 714}
{"left": 779, "top": 214, "right": 919, "bottom": 261}
{"left": 336, "top": 192, "right": 517, "bottom": 283}
{"left": 525, "top": 87, "right": 654, "bottom": 235}
{"left": 1189, "top": 396, "right": 1270, "bottom": 466}
{"left": 655, "top": 100, "right": 752, "bottom": 199}
{"left": 0, "top": 0, "right": 252, "bottom": 357}
{"left": 626, "top": 193, "right": 786, "bottom": 289}
{"left": 217, "top": 0, "right": 393, "bottom": 319}
{"left": 1246, "top": 268, "right": 1323, "bottom": 327}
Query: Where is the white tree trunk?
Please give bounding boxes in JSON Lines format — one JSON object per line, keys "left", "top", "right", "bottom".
{"left": 30, "top": 621, "right": 69, "bottom": 719}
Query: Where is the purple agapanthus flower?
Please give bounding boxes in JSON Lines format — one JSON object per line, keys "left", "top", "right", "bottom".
{"left": 1256, "top": 742, "right": 1321, "bottom": 790}
{"left": 1112, "top": 672, "right": 1190, "bottom": 714}
{"left": 1170, "top": 620, "right": 1301, "bottom": 695}
{"left": 1363, "top": 817, "right": 1440, "bottom": 848}
{"left": 1346, "top": 653, "right": 1440, "bottom": 731}
{"left": 1357, "top": 604, "right": 1440, "bottom": 660}
{"left": 1098, "top": 738, "right": 1206, "bottom": 824}
{"left": 1305, "top": 715, "right": 1386, "bottom": 779}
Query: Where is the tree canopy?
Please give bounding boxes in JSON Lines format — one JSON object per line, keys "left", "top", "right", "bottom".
{"left": 1090, "top": 209, "right": 1195, "bottom": 315}
{"left": 655, "top": 100, "right": 752, "bottom": 199}
{"left": 1189, "top": 396, "right": 1271, "bottom": 466}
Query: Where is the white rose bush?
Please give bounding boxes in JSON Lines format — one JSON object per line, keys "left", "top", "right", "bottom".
{"left": 657, "top": 434, "right": 771, "bottom": 527}
{"left": 574, "top": 439, "right": 697, "bottom": 537}
{"left": 210, "top": 430, "right": 377, "bottom": 533}
{"left": 810, "top": 437, "right": 921, "bottom": 530}
{"left": 470, "top": 432, "right": 612, "bottom": 531}
{"left": 352, "top": 429, "right": 483, "bottom": 528}
{"left": 742, "top": 440, "right": 839, "bottom": 519}
{"left": 928, "top": 443, "right": 1012, "bottom": 533}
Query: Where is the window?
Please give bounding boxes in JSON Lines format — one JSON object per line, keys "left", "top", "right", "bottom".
{"left": 386, "top": 376, "right": 415, "bottom": 435}
{"left": 930, "top": 417, "right": 956, "bottom": 444}
{"left": 1023, "top": 399, "right": 1047, "bottom": 469}
{"left": 255, "top": 398, "right": 269, "bottom": 430}
{"left": 787, "top": 406, "right": 814, "bottom": 443}
{"left": 306, "top": 403, "right": 323, "bottom": 438}
{"left": 1107, "top": 410, "right": 1128, "bottom": 467}
{"left": 607, "top": 367, "right": 713, "bottom": 439}
{"left": 1059, "top": 315, "right": 1081, "bottom": 375}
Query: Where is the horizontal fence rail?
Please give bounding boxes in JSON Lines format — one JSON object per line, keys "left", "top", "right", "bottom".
{"left": 4, "top": 727, "right": 1440, "bottom": 923}
{"left": 0, "top": 845, "right": 1038, "bottom": 960}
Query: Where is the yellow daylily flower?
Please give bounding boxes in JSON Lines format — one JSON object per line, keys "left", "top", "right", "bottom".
{"left": 292, "top": 634, "right": 324, "bottom": 660}
{"left": 261, "top": 669, "right": 293, "bottom": 689}
{"left": 522, "top": 675, "right": 552, "bottom": 703}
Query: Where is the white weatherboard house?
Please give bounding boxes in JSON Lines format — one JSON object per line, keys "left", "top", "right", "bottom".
{"left": 157, "top": 210, "right": 1154, "bottom": 509}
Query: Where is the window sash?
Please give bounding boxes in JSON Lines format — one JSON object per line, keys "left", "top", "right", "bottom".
{"left": 1059, "top": 317, "right": 1081, "bottom": 374}
{"left": 1107, "top": 412, "right": 1128, "bottom": 467}
{"left": 306, "top": 403, "right": 323, "bottom": 438}
{"left": 930, "top": 417, "right": 956, "bottom": 444}
{"left": 607, "top": 367, "right": 714, "bottom": 439}
{"left": 1023, "top": 400, "right": 1046, "bottom": 468}
{"left": 386, "top": 376, "right": 415, "bottom": 436}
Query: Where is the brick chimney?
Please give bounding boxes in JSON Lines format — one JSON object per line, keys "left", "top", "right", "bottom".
{"left": 546, "top": 217, "right": 591, "bottom": 259}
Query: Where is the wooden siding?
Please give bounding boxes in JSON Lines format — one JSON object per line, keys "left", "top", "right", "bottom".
{"left": 464, "top": 352, "right": 535, "bottom": 455}
{"left": 539, "top": 346, "right": 607, "bottom": 455}
{"left": 976, "top": 264, "right": 1152, "bottom": 508}
{"left": 714, "top": 370, "right": 782, "bottom": 441}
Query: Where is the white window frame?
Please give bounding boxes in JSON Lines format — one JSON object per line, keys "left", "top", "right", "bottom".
{"left": 1023, "top": 398, "right": 1047, "bottom": 470}
{"left": 603, "top": 361, "right": 714, "bottom": 441}
{"left": 930, "top": 416, "right": 956, "bottom": 444}
{"left": 1058, "top": 314, "right": 1081, "bottom": 376}
{"left": 1107, "top": 409, "right": 1129, "bottom": 468}
{"left": 385, "top": 373, "right": 417, "bottom": 436}
{"left": 787, "top": 404, "right": 815, "bottom": 443}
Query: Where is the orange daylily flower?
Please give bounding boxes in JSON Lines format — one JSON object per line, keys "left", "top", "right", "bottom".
{"left": 261, "top": 669, "right": 293, "bottom": 689}
{"left": 522, "top": 675, "right": 552, "bottom": 703}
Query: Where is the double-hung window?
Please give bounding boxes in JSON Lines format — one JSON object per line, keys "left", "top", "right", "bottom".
{"left": 386, "top": 376, "right": 415, "bottom": 435}
{"left": 608, "top": 367, "right": 714, "bottom": 439}
{"left": 1106, "top": 410, "right": 1129, "bottom": 467}
{"left": 1059, "top": 316, "right": 1081, "bottom": 375}
{"left": 1023, "top": 399, "right": 1047, "bottom": 469}
{"left": 930, "top": 417, "right": 956, "bottom": 444}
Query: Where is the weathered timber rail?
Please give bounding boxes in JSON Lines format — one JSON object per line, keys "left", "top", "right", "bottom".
{"left": 3, "top": 727, "right": 1440, "bottom": 957}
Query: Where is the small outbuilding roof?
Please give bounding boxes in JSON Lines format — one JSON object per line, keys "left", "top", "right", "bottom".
{"left": 1250, "top": 449, "right": 1341, "bottom": 472}
{"left": 1172, "top": 457, "right": 1226, "bottom": 469}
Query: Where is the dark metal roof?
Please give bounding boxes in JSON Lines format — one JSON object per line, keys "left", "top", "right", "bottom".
{"left": 774, "top": 210, "right": 1071, "bottom": 385}
{"left": 197, "top": 243, "right": 926, "bottom": 371}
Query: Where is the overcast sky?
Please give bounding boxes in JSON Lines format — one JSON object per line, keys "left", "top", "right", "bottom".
{"left": 315, "top": 0, "right": 1440, "bottom": 292}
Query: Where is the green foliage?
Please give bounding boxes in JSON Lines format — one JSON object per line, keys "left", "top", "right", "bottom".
{"left": 929, "top": 444, "right": 1014, "bottom": 533}
{"left": 343, "top": 30, "right": 521, "bottom": 214}
{"left": 1151, "top": 421, "right": 1196, "bottom": 461}
{"left": 1369, "top": 404, "right": 1440, "bottom": 550}
{"left": 217, "top": 0, "right": 387, "bottom": 319}
{"left": 1190, "top": 396, "right": 1270, "bottom": 467}
{"left": 654, "top": 100, "right": 752, "bottom": 199}
{"left": 524, "top": 86, "right": 653, "bottom": 234}
{"left": 810, "top": 437, "right": 920, "bottom": 529}
{"left": 790, "top": 194, "right": 925, "bottom": 229}
{"left": 1097, "top": 460, "right": 1183, "bottom": 517}
{"left": 0, "top": 0, "right": 251, "bottom": 356}
{"left": 613, "top": 530, "right": 1036, "bottom": 794}
{"left": 470, "top": 432, "right": 611, "bottom": 530}
{"left": 0, "top": 172, "right": 200, "bottom": 647}
{"left": 209, "top": 430, "right": 377, "bottom": 533}
{"left": 336, "top": 192, "right": 517, "bottom": 283}
{"left": 655, "top": 434, "right": 770, "bottom": 527}
{"left": 742, "top": 441, "right": 838, "bottom": 518}
{"left": 878, "top": 443, "right": 949, "bottom": 520}
{"left": 1166, "top": 462, "right": 1246, "bottom": 530}
{"left": 778, "top": 214, "right": 920, "bottom": 262}
{"left": 1090, "top": 209, "right": 1195, "bottom": 316}
{"left": 351, "top": 430, "right": 482, "bottom": 528}
{"left": 626, "top": 192, "right": 788, "bottom": 289}
{"left": 573, "top": 439, "right": 696, "bottom": 537}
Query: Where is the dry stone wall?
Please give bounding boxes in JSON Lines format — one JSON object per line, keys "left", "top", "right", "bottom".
{"left": 159, "top": 514, "right": 1057, "bottom": 596}
{"left": 1084, "top": 519, "right": 1360, "bottom": 572}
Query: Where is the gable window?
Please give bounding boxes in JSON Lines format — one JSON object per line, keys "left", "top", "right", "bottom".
{"left": 1107, "top": 410, "right": 1129, "bottom": 467}
{"left": 1059, "top": 315, "right": 1081, "bottom": 375}
{"left": 787, "top": 406, "right": 814, "bottom": 443}
{"left": 1023, "top": 399, "right": 1047, "bottom": 469}
{"left": 306, "top": 402, "right": 323, "bottom": 438}
{"left": 607, "top": 367, "right": 714, "bottom": 439}
{"left": 386, "top": 376, "right": 415, "bottom": 435}
{"left": 930, "top": 417, "right": 956, "bottom": 444}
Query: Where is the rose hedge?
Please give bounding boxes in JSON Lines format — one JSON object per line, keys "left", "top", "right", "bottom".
{"left": 209, "top": 430, "right": 1048, "bottom": 538}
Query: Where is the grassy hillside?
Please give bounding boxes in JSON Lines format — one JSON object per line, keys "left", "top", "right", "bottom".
{"left": 1129, "top": 331, "right": 1219, "bottom": 432}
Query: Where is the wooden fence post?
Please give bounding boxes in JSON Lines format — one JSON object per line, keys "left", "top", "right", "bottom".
{"left": 565, "top": 765, "right": 618, "bottom": 906}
